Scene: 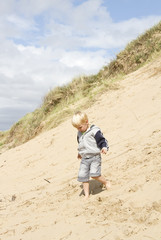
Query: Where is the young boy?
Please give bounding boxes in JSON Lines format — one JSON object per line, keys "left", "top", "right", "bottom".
{"left": 72, "top": 111, "right": 111, "bottom": 199}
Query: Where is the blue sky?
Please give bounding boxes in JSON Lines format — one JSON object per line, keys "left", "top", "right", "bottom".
{"left": 106, "top": 0, "right": 161, "bottom": 21}
{"left": 0, "top": 0, "right": 161, "bottom": 131}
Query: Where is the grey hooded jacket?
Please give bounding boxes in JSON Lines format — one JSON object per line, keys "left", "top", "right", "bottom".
{"left": 77, "top": 125, "right": 109, "bottom": 159}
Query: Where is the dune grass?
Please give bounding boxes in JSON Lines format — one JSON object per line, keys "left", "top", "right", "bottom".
{"left": 0, "top": 21, "right": 161, "bottom": 151}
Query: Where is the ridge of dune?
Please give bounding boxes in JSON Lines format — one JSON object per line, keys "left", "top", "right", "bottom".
{"left": 0, "top": 54, "right": 161, "bottom": 240}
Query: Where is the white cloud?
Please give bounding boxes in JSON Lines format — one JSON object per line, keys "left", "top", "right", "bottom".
{"left": 0, "top": 0, "right": 161, "bottom": 130}
{"left": 0, "top": 0, "right": 15, "bottom": 15}
{"left": 60, "top": 50, "right": 107, "bottom": 71}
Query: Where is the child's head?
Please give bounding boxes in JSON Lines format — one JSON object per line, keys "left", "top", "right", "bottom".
{"left": 72, "top": 111, "right": 89, "bottom": 132}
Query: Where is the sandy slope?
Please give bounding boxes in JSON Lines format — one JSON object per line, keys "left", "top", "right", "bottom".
{"left": 0, "top": 54, "right": 161, "bottom": 240}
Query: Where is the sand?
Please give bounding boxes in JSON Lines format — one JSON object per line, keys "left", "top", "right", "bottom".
{"left": 0, "top": 54, "right": 161, "bottom": 240}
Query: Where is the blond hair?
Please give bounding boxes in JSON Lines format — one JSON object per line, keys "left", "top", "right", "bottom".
{"left": 72, "top": 111, "right": 88, "bottom": 128}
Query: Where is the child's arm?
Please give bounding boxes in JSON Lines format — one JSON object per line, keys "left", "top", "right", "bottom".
{"left": 101, "top": 147, "right": 108, "bottom": 154}
{"left": 77, "top": 132, "right": 82, "bottom": 159}
{"left": 94, "top": 130, "right": 109, "bottom": 154}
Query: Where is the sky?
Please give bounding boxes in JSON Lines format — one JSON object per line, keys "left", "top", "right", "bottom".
{"left": 0, "top": 0, "right": 161, "bottom": 131}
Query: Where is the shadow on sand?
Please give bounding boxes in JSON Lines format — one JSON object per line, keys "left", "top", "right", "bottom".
{"left": 79, "top": 180, "right": 104, "bottom": 196}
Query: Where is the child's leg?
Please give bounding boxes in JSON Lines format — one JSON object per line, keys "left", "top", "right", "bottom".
{"left": 83, "top": 182, "right": 90, "bottom": 199}
{"left": 92, "top": 176, "right": 111, "bottom": 189}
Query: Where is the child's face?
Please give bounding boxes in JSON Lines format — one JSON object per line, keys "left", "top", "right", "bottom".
{"left": 77, "top": 121, "right": 89, "bottom": 133}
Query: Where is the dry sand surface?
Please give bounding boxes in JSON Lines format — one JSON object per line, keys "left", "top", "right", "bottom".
{"left": 0, "top": 54, "right": 161, "bottom": 240}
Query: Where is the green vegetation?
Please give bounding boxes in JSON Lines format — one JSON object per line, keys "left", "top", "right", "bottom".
{"left": 0, "top": 21, "right": 161, "bottom": 151}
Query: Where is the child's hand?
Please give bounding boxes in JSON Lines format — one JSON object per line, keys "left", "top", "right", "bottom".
{"left": 101, "top": 147, "right": 107, "bottom": 154}
{"left": 77, "top": 154, "right": 82, "bottom": 159}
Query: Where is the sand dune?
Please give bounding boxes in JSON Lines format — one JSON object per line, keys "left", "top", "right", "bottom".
{"left": 0, "top": 54, "right": 161, "bottom": 240}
